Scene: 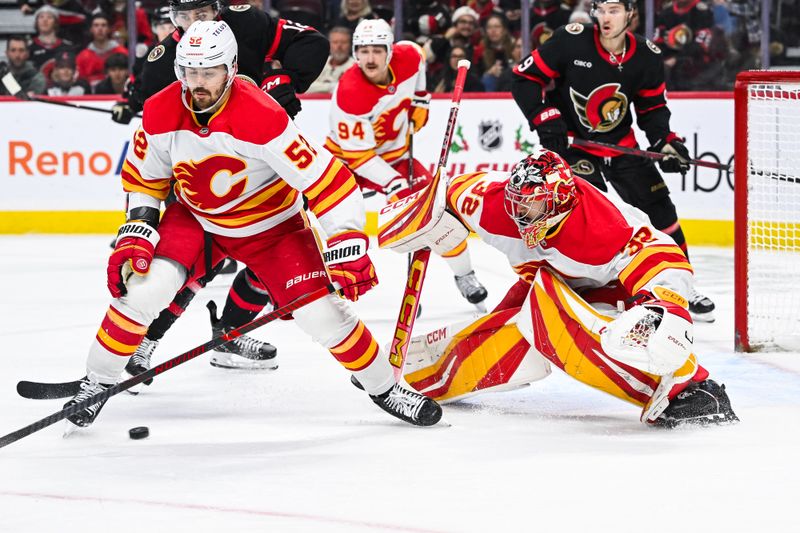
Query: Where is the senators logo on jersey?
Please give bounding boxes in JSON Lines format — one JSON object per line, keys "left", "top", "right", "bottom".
{"left": 569, "top": 83, "right": 628, "bottom": 133}
{"left": 173, "top": 154, "right": 249, "bottom": 211}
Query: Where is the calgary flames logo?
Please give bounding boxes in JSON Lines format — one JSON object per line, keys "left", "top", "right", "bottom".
{"left": 569, "top": 83, "right": 628, "bottom": 133}
{"left": 173, "top": 154, "right": 248, "bottom": 211}
{"left": 373, "top": 98, "right": 411, "bottom": 146}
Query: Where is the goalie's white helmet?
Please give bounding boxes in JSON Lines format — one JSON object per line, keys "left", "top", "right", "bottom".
{"left": 352, "top": 19, "right": 394, "bottom": 63}
{"left": 175, "top": 20, "right": 238, "bottom": 113}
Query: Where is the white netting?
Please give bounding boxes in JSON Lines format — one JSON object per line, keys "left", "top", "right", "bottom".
{"left": 746, "top": 80, "right": 800, "bottom": 350}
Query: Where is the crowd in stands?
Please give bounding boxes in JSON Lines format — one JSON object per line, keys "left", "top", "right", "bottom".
{"left": 2, "top": 0, "right": 798, "bottom": 97}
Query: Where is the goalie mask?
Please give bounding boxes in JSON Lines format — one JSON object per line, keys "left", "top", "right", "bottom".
{"left": 175, "top": 20, "right": 237, "bottom": 114}
{"left": 504, "top": 148, "right": 577, "bottom": 248}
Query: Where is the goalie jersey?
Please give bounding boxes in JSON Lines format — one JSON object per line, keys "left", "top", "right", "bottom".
{"left": 325, "top": 42, "right": 426, "bottom": 180}
{"left": 120, "top": 78, "right": 361, "bottom": 238}
{"left": 447, "top": 171, "right": 693, "bottom": 296}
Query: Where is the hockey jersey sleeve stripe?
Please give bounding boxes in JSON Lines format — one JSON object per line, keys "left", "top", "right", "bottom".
{"left": 618, "top": 244, "right": 687, "bottom": 282}
{"left": 637, "top": 83, "right": 666, "bottom": 98}
{"left": 305, "top": 158, "right": 350, "bottom": 199}
{"left": 512, "top": 66, "right": 547, "bottom": 88}
{"left": 107, "top": 307, "right": 148, "bottom": 335}
{"left": 627, "top": 260, "right": 695, "bottom": 295}
{"left": 121, "top": 159, "right": 171, "bottom": 199}
{"left": 637, "top": 102, "right": 667, "bottom": 115}
{"left": 532, "top": 50, "right": 559, "bottom": 79}
{"left": 265, "top": 18, "right": 285, "bottom": 62}
{"left": 448, "top": 172, "right": 487, "bottom": 211}
{"left": 306, "top": 160, "right": 359, "bottom": 217}
{"left": 95, "top": 326, "right": 139, "bottom": 356}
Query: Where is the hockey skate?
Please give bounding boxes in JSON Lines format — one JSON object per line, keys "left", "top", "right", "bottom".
{"left": 63, "top": 376, "right": 113, "bottom": 431}
{"left": 454, "top": 271, "right": 488, "bottom": 312}
{"left": 687, "top": 287, "right": 715, "bottom": 323}
{"left": 124, "top": 337, "right": 158, "bottom": 394}
{"left": 370, "top": 382, "right": 442, "bottom": 426}
{"left": 207, "top": 302, "right": 278, "bottom": 370}
{"left": 653, "top": 379, "right": 739, "bottom": 428}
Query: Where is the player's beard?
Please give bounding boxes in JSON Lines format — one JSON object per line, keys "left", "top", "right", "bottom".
{"left": 191, "top": 88, "right": 218, "bottom": 109}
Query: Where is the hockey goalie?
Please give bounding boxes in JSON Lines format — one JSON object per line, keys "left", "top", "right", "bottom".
{"left": 387, "top": 148, "right": 738, "bottom": 428}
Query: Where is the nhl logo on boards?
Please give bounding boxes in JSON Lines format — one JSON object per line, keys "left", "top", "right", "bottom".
{"left": 147, "top": 45, "right": 165, "bottom": 62}
{"left": 478, "top": 120, "right": 502, "bottom": 151}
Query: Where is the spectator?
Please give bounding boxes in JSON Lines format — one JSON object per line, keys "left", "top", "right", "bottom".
{"left": 0, "top": 36, "right": 46, "bottom": 96}
{"left": 307, "top": 27, "right": 356, "bottom": 93}
{"left": 18, "top": 0, "right": 88, "bottom": 45}
{"left": 100, "top": 0, "right": 155, "bottom": 50}
{"left": 467, "top": 0, "right": 504, "bottom": 25}
{"left": 151, "top": 5, "right": 176, "bottom": 43}
{"left": 332, "top": 0, "right": 378, "bottom": 33}
{"left": 429, "top": 44, "right": 484, "bottom": 92}
{"left": 494, "top": 36, "right": 523, "bottom": 91}
{"left": 46, "top": 50, "right": 91, "bottom": 96}
{"left": 93, "top": 52, "right": 129, "bottom": 94}
{"left": 29, "top": 5, "right": 76, "bottom": 70}
{"left": 477, "top": 13, "right": 514, "bottom": 88}
{"left": 530, "top": 0, "right": 572, "bottom": 49}
{"left": 654, "top": 0, "right": 728, "bottom": 90}
{"left": 76, "top": 12, "right": 128, "bottom": 87}
{"left": 409, "top": 0, "right": 451, "bottom": 40}
{"left": 425, "top": 6, "right": 481, "bottom": 77}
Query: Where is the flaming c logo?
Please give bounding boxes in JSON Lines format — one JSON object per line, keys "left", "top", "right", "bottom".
{"left": 569, "top": 83, "right": 628, "bottom": 133}
{"left": 173, "top": 154, "right": 249, "bottom": 211}
{"left": 373, "top": 98, "right": 411, "bottom": 146}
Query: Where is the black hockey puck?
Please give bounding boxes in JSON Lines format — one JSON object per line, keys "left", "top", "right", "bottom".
{"left": 128, "top": 426, "right": 149, "bottom": 440}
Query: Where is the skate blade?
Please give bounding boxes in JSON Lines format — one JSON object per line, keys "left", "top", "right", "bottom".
{"left": 472, "top": 302, "right": 487, "bottom": 313}
{"left": 209, "top": 359, "right": 279, "bottom": 371}
{"left": 690, "top": 311, "right": 715, "bottom": 323}
{"left": 62, "top": 420, "right": 82, "bottom": 438}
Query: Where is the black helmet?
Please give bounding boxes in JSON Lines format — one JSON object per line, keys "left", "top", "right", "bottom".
{"left": 167, "top": 0, "right": 221, "bottom": 30}
{"left": 152, "top": 5, "right": 172, "bottom": 24}
{"left": 591, "top": 0, "right": 635, "bottom": 12}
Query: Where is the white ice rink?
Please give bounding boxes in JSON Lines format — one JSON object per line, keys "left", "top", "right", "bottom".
{"left": 1, "top": 236, "right": 799, "bottom": 532}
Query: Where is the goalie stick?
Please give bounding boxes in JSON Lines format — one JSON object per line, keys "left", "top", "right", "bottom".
{"left": 378, "top": 60, "right": 471, "bottom": 379}
{"left": 0, "top": 283, "right": 339, "bottom": 449}
{"left": 569, "top": 137, "right": 730, "bottom": 171}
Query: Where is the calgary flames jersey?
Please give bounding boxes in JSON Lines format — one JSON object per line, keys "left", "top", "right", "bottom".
{"left": 121, "top": 78, "right": 361, "bottom": 238}
{"left": 512, "top": 23, "right": 672, "bottom": 157}
{"left": 325, "top": 42, "right": 426, "bottom": 188}
{"left": 447, "top": 171, "right": 693, "bottom": 296}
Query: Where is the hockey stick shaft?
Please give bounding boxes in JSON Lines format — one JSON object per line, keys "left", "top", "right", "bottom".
{"left": 569, "top": 138, "right": 730, "bottom": 171}
{"left": 0, "top": 283, "right": 339, "bottom": 449}
{"left": 387, "top": 60, "right": 471, "bottom": 378}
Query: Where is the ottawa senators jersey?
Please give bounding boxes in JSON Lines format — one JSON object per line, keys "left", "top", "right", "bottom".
{"left": 512, "top": 23, "right": 672, "bottom": 157}
{"left": 653, "top": 0, "right": 714, "bottom": 58}
{"left": 325, "top": 42, "right": 426, "bottom": 188}
{"left": 446, "top": 171, "right": 693, "bottom": 296}
{"left": 121, "top": 78, "right": 361, "bottom": 238}
{"left": 127, "top": 5, "right": 327, "bottom": 112}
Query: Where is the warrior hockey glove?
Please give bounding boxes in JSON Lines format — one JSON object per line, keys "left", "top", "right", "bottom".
{"left": 261, "top": 70, "right": 301, "bottom": 118}
{"left": 650, "top": 133, "right": 691, "bottom": 174}
{"left": 324, "top": 231, "right": 378, "bottom": 302}
{"left": 107, "top": 220, "right": 160, "bottom": 298}
{"left": 532, "top": 107, "right": 568, "bottom": 155}
{"left": 111, "top": 102, "right": 134, "bottom": 125}
{"left": 409, "top": 91, "right": 431, "bottom": 133}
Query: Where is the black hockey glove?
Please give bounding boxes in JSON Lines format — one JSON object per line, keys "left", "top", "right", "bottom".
{"left": 111, "top": 102, "right": 134, "bottom": 125}
{"left": 532, "top": 107, "right": 568, "bottom": 155}
{"left": 261, "top": 70, "right": 301, "bottom": 118}
{"left": 650, "top": 133, "right": 691, "bottom": 174}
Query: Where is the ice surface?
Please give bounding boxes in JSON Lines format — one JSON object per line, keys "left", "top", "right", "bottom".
{"left": 1, "top": 236, "right": 799, "bottom": 532}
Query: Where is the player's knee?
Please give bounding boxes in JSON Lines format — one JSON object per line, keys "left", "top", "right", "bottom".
{"left": 293, "top": 294, "right": 359, "bottom": 347}
{"left": 117, "top": 258, "right": 187, "bottom": 324}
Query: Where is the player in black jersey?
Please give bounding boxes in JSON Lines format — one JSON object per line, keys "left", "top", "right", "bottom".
{"left": 110, "top": 0, "right": 329, "bottom": 380}
{"left": 510, "top": 0, "right": 715, "bottom": 321}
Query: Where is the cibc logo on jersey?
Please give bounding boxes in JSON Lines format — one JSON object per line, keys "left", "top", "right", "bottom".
{"left": 569, "top": 83, "right": 628, "bottom": 133}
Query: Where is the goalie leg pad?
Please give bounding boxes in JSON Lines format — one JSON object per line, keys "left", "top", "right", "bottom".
{"left": 403, "top": 309, "right": 551, "bottom": 403}
{"left": 517, "top": 268, "right": 662, "bottom": 407}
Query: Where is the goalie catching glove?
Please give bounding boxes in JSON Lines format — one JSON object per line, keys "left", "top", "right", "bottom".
{"left": 599, "top": 287, "right": 694, "bottom": 376}
{"left": 107, "top": 220, "right": 160, "bottom": 298}
{"left": 324, "top": 230, "right": 378, "bottom": 301}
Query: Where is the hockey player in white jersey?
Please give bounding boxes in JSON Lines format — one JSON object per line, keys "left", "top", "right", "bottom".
{"left": 325, "top": 19, "right": 488, "bottom": 309}
{"left": 63, "top": 21, "right": 442, "bottom": 430}
{"left": 391, "top": 148, "right": 737, "bottom": 427}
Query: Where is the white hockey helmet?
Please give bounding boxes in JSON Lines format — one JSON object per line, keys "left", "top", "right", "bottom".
{"left": 175, "top": 20, "right": 238, "bottom": 112}
{"left": 352, "top": 19, "right": 394, "bottom": 63}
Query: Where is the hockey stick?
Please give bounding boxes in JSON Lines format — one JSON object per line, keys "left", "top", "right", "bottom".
{"left": 569, "top": 137, "right": 730, "bottom": 171}
{"left": 1, "top": 70, "right": 140, "bottom": 117}
{"left": 383, "top": 61, "right": 471, "bottom": 379}
{"left": 0, "top": 283, "right": 340, "bottom": 449}
{"left": 17, "top": 379, "right": 83, "bottom": 400}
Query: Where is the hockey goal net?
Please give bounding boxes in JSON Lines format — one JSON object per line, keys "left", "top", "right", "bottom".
{"left": 735, "top": 70, "right": 800, "bottom": 352}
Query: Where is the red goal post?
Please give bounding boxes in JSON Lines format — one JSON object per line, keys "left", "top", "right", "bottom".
{"left": 734, "top": 70, "right": 800, "bottom": 352}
